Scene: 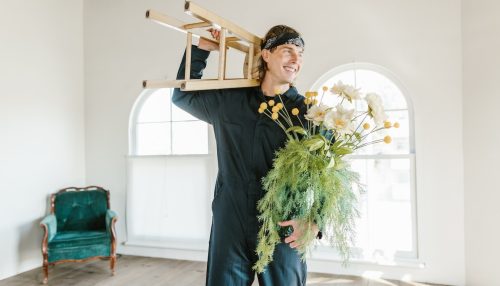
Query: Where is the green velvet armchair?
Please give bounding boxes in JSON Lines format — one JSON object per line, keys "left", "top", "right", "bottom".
{"left": 40, "top": 186, "right": 117, "bottom": 284}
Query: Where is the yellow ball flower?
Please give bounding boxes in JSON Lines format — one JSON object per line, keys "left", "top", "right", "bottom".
{"left": 258, "top": 108, "right": 264, "bottom": 114}
{"left": 312, "top": 91, "right": 319, "bottom": 97}
{"left": 384, "top": 135, "right": 392, "bottom": 144}
{"left": 271, "top": 112, "right": 279, "bottom": 120}
{"left": 305, "top": 91, "right": 314, "bottom": 98}
{"left": 260, "top": 102, "right": 268, "bottom": 110}
{"left": 312, "top": 99, "right": 318, "bottom": 105}
{"left": 322, "top": 86, "right": 328, "bottom": 91}
{"left": 274, "top": 88, "right": 282, "bottom": 95}
{"left": 304, "top": 98, "right": 311, "bottom": 105}
{"left": 268, "top": 100, "right": 275, "bottom": 106}
{"left": 363, "top": 122, "right": 370, "bottom": 130}
{"left": 276, "top": 103, "right": 284, "bottom": 109}
{"left": 384, "top": 121, "right": 392, "bottom": 128}
{"left": 272, "top": 106, "right": 280, "bottom": 113}
{"left": 393, "top": 122, "right": 400, "bottom": 128}
{"left": 291, "top": 108, "right": 299, "bottom": 116}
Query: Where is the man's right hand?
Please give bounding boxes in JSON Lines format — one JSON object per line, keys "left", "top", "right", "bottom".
{"left": 198, "top": 28, "right": 221, "bottom": 51}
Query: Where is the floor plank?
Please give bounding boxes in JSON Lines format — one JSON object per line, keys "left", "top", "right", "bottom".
{"left": 0, "top": 255, "right": 449, "bottom": 286}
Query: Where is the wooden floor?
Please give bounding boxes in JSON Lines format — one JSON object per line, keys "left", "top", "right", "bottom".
{"left": 0, "top": 255, "right": 448, "bottom": 286}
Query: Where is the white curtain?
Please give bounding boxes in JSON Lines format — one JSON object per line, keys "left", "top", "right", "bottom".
{"left": 126, "top": 155, "right": 216, "bottom": 247}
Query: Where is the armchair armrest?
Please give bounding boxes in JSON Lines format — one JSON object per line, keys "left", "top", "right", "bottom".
{"left": 106, "top": 210, "right": 117, "bottom": 235}
{"left": 40, "top": 214, "right": 57, "bottom": 242}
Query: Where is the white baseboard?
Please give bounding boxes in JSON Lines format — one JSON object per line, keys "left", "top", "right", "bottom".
{"left": 118, "top": 240, "right": 208, "bottom": 262}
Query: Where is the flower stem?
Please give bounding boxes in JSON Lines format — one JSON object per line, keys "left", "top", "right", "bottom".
{"left": 263, "top": 110, "right": 287, "bottom": 134}
{"left": 349, "top": 113, "right": 369, "bottom": 144}
{"left": 278, "top": 94, "right": 293, "bottom": 126}
{"left": 355, "top": 139, "right": 384, "bottom": 149}
{"left": 296, "top": 115, "right": 307, "bottom": 136}
{"left": 319, "top": 89, "right": 326, "bottom": 105}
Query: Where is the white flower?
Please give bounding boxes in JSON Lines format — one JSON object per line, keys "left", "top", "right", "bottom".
{"left": 323, "top": 105, "right": 355, "bottom": 135}
{"left": 305, "top": 104, "right": 329, "bottom": 126}
{"left": 331, "top": 81, "right": 347, "bottom": 95}
{"left": 331, "top": 80, "right": 362, "bottom": 102}
{"left": 365, "top": 93, "right": 387, "bottom": 126}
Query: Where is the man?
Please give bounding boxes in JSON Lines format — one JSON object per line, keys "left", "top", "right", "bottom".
{"left": 173, "top": 25, "right": 318, "bottom": 286}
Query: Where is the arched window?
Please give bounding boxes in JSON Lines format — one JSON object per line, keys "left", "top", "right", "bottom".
{"left": 310, "top": 63, "right": 418, "bottom": 264}
{"left": 129, "top": 88, "right": 208, "bottom": 155}
{"left": 125, "top": 88, "right": 214, "bottom": 248}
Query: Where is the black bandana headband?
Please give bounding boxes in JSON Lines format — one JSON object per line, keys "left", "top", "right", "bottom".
{"left": 261, "top": 32, "right": 305, "bottom": 50}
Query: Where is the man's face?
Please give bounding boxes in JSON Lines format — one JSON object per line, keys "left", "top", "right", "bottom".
{"left": 262, "top": 44, "right": 304, "bottom": 84}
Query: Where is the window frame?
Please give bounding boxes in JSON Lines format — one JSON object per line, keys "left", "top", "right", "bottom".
{"left": 309, "top": 62, "right": 419, "bottom": 263}
{"left": 128, "top": 88, "right": 210, "bottom": 156}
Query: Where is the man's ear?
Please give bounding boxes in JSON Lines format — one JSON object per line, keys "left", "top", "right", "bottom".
{"left": 261, "top": 49, "right": 270, "bottom": 63}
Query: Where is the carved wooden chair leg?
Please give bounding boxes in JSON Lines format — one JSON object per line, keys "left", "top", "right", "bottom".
{"left": 110, "top": 255, "right": 116, "bottom": 275}
{"left": 109, "top": 216, "right": 117, "bottom": 276}
{"left": 42, "top": 259, "right": 49, "bottom": 284}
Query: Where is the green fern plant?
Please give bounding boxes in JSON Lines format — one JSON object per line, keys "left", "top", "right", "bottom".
{"left": 253, "top": 139, "right": 361, "bottom": 273}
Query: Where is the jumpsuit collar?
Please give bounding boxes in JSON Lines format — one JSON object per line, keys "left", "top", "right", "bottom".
{"left": 254, "top": 86, "right": 301, "bottom": 102}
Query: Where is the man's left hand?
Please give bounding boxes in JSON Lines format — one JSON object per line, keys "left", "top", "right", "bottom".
{"left": 278, "top": 220, "right": 319, "bottom": 249}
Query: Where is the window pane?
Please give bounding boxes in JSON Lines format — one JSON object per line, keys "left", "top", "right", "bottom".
{"left": 351, "top": 158, "right": 414, "bottom": 260}
{"left": 127, "top": 156, "right": 211, "bottom": 240}
{"left": 171, "top": 121, "right": 208, "bottom": 154}
{"left": 316, "top": 69, "right": 407, "bottom": 111}
{"left": 137, "top": 89, "right": 171, "bottom": 123}
{"left": 355, "top": 70, "right": 407, "bottom": 110}
{"left": 136, "top": 122, "right": 171, "bottom": 155}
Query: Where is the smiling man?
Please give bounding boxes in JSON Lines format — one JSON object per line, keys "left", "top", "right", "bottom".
{"left": 173, "top": 25, "right": 317, "bottom": 286}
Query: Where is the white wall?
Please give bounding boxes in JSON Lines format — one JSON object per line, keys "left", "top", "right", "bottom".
{"left": 463, "top": 1, "right": 500, "bottom": 285}
{"left": 0, "top": 0, "right": 85, "bottom": 280}
{"left": 84, "top": 0, "right": 464, "bottom": 285}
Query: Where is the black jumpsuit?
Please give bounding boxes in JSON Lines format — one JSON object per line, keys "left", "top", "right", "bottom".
{"left": 173, "top": 46, "right": 308, "bottom": 286}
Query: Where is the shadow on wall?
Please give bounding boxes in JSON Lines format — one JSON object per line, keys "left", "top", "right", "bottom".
{"left": 17, "top": 217, "right": 44, "bottom": 273}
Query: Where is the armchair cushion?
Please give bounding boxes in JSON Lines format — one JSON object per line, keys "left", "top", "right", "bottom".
{"left": 49, "top": 230, "right": 110, "bottom": 249}
{"left": 54, "top": 190, "right": 108, "bottom": 231}
{"left": 48, "top": 230, "right": 111, "bottom": 262}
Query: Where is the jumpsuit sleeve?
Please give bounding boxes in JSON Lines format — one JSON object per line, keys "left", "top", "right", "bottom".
{"left": 172, "top": 45, "right": 223, "bottom": 125}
